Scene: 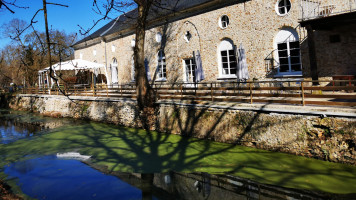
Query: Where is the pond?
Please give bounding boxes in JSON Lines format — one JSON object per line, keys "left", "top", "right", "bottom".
{"left": 0, "top": 109, "right": 356, "bottom": 199}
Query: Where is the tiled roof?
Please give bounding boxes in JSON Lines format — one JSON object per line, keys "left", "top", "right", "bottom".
{"left": 74, "top": 0, "right": 214, "bottom": 46}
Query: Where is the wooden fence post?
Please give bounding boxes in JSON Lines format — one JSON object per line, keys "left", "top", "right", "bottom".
{"left": 106, "top": 84, "right": 108, "bottom": 97}
{"left": 211, "top": 83, "right": 214, "bottom": 102}
{"left": 180, "top": 84, "right": 183, "bottom": 99}
{"left": 249, "top": 83, "right": 253, "bottom": 104}
{"left": 301, "top": 82, "right": 305, "bottom": 106}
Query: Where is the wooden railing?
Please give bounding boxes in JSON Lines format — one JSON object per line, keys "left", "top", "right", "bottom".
{"left": 24, "top": 80, "right": 356, "bottom": 107}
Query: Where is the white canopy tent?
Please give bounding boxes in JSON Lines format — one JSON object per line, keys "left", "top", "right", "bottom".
{"left": 38, "top": 59, "right": 107, "bottom": 88}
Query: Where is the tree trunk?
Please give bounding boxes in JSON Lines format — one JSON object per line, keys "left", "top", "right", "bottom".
{"left": 43, "top": 0, "right": 55, "bottom": 86}
{"left": 134, "top": 1, "right": 156, "bottom": 129}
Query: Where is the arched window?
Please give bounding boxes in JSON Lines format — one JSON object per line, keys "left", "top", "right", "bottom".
{"left": 157, "top": 50, "right": 166, "bottom": 80}
{"left": 275, "top": 28, "right": 302, "bottom": 75}
{"left": 111, "top": 58, "right": 118, "bottom": 84}
{"left": 218, "top": 40, "right": 237, "bottom": 78}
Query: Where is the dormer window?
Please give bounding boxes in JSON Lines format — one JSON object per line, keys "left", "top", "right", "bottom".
{"left": 276, "top": 0, "right": 291, "bottom": 16}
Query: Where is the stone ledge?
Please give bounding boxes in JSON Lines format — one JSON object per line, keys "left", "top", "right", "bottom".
{"left": 157, "top": 100, "right": 356, "bottom": 118}
{"left": 18, "top": 94, "right": 356, "bottom": 118}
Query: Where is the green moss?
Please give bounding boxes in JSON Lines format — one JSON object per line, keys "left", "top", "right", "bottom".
{"left": 335, "top": 129, "right": 352, "bottom": 136}
{"left": 297, "top": 131, "right": 306, "bottom": 141}
{"left": 170, "top": 110, "right": 177, "bottom": 118}
{"left": 235, "top": 114, "right": 251, "bottom": 127}
{"left": 81, "top": 104, "right": 89, "bottom": 114}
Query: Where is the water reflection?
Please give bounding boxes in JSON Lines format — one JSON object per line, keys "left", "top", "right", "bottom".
{"left": 0, "top": 109, "right": 84, "bottom": 144}
{"left": 4, "top": 155, "right": 345, "bottom": 200}
{"left": 0, "top": 117, "right": 45, "bottom": 144}
{"left": 5, "top": 156, "right": 145, "bottom": 200}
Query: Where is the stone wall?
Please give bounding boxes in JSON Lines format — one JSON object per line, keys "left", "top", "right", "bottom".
{"left": 302, "top": 23, "right": 356, "bottom": 78}
{"left": 157, "top": 104, "right": 356, "bottom": 165}
{"left": 75, "top": 0, "right": 302, "bottom": 84}
{"left": 10, "top": 95, "right": 141, "bottom": 128}
{"left": 9, "top": 95, "right": 356, "bottom": 165}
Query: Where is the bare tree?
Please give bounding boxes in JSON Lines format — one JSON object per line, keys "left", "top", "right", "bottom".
{"left": 2, "top": 0, "right": 178, "bottom": 128}
{"left": 0, "top": 0, "right": 28, "bottom": 13}
{"left": 85, "top": 0, "right": 179, "bottom": 128}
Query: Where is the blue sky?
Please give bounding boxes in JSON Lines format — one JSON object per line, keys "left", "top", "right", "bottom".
{"left": 0, "top": 0, "right": 129, "bottom": 49}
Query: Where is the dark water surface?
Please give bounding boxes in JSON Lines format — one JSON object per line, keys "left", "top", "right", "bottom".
{"left": 4, "top": 155, "right": 335, "bottom": 200}
{"left": 0, "top": 109, "right": 83, "bottom": 144}
{"left": 4, "top": 156, "right": 145, "bottom": 200}
{"left": 0, "top": 117, "right": 44, "bottom": 144}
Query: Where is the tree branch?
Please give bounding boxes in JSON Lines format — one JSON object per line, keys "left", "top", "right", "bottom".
{"left": 46, "top": 2, "right": 68, "bottom": 8}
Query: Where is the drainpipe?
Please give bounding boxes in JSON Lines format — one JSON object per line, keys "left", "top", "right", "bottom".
{"left": 306, "top": 24, "right": 319, "bottom": 85}
{"left": 102, "top": 37, "right": 110, "bottom": 86}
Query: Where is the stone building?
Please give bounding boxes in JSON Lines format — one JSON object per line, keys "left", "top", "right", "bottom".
{"left": 72, "top": 0, "right": 356, "bottom": 85}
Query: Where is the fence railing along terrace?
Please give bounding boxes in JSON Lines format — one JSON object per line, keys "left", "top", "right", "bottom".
{"left": 23, "top": 80, "right": 356, "bottom": 107}
{"left": 299, "top": 0, "right": 356, "bottom": 21}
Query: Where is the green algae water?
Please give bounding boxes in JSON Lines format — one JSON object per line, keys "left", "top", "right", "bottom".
{"left": 1, "top": 109, "right": 356, "bottom": 199}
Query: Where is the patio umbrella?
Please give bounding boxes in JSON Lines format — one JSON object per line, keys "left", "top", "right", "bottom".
{"left": 237, "top": 43, "right": 249, "bottom": 82}
{"left": 194, "top": 50, "right": 205, "bottom": 82}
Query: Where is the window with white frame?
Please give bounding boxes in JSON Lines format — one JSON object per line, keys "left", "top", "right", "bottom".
{"left": 219, "top": 15, "right": 229, "bottom": 29}
{"left": 157, "top": 50, "right": 166, "bottom": 80}
{"left": 218, "top": 40, "right": 237, "bottom": 78}
{"left": 275, "top": 29, "right": 302, "bottom": 75}
{"left": 111, "top": 58, "right": 118, "bottom": 84}
{"left": 276, "top": 0, "right": 291, "bottom": 16}
{"left": 184, "top": 58, "right": 196, "bottom": 82}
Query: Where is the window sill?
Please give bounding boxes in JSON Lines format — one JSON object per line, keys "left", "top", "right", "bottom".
{"left": 217, "top": 75, "right": 237, "bottom": 80}
{"left": 273, "top": 73, "right": 302, "bottom": 78}
{"left": 155, "top": 78, "right": 167, "bottom": 82}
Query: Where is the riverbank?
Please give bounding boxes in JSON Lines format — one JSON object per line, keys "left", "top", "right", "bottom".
{"left": 8, "top": 94, "right": 356, "bottom": 166}
{"left": 0, "top": 180, "right": 22, "bottom": 200}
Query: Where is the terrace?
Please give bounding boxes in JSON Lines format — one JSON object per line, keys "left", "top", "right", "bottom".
{"left": 299, "top": 0, "right": 356, "bottom": 21}
{"left": 21, "top": 80, "right": 356, "bottom": 111}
